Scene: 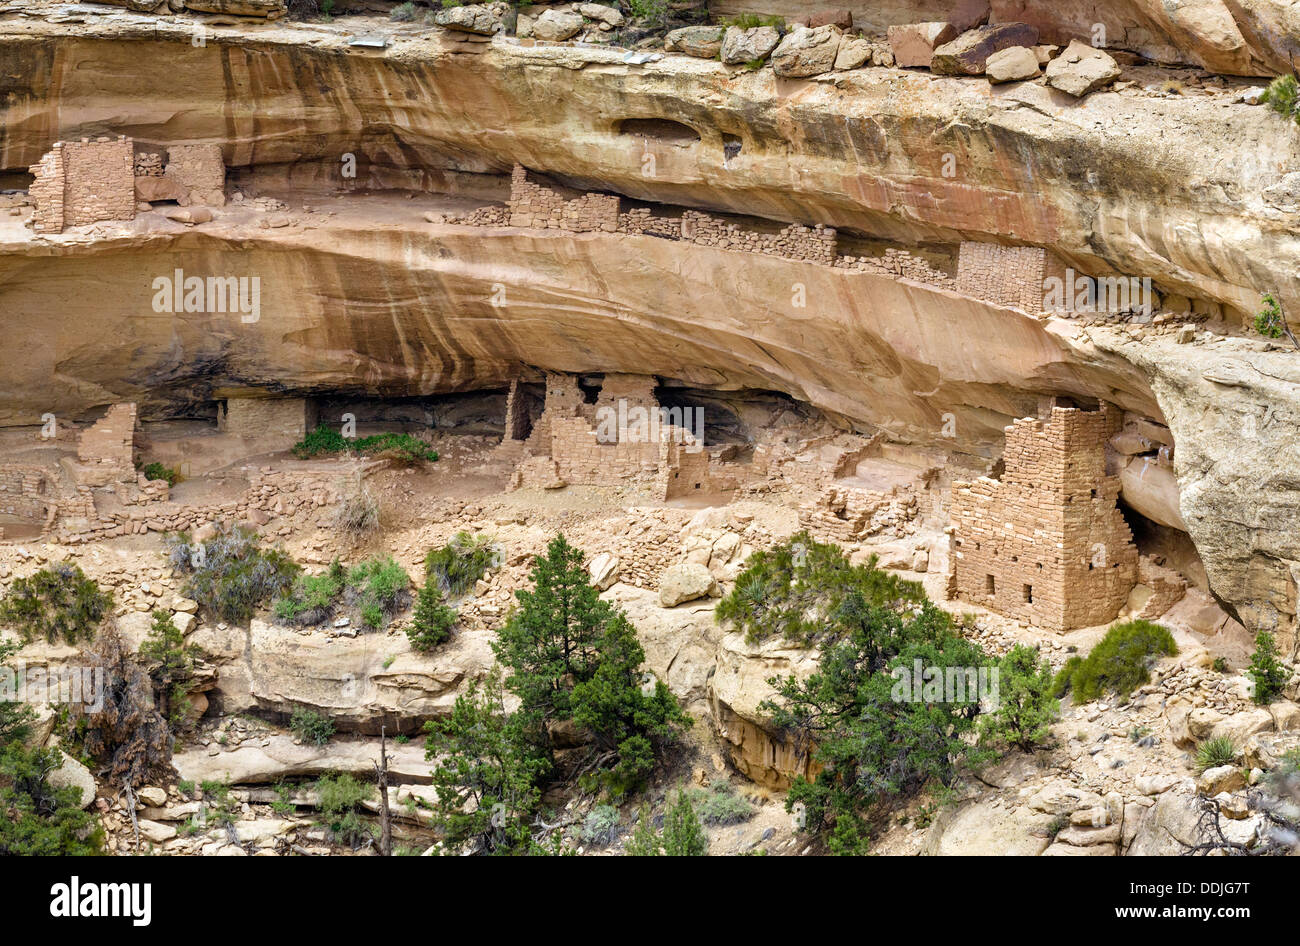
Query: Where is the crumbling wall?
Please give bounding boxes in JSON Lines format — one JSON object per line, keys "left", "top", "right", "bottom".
{"left": 800, "top": 484, "right": 920, "bottom": 543}
{"left": 75, "top": 403, "right": 138, "bottom": 483}
{"left": 507, "top": 165, "right": 619, "bottom": 231}
{"left": 949, "top": 404, "right": 1139, "bottom": 632}
{"left": 955, "top": 242, "right": 1047, "bottom": 312}
{"left": 164, "top": 143, "right": 226, "bottom": 207}
{"left": 511, "top": 372, "right": 711, "bottom": 500}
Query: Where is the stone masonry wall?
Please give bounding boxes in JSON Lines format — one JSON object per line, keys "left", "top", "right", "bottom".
{"left": 28, "top": 148, "right": 64, "bottom": 234}
{"left": 219, "top": 397, "right": 318, "bottom": 445}
{"left": 56, "top": 137, "right": 135, "bottom": 230}
{"left": 76, "top": 403, "right": 138, "bottom": 479}
{"left": 949, "top": 405, "right": 1138, "bottom": 632}
{"left": 955, "top": 242, "right": 1047, "bottom": 312}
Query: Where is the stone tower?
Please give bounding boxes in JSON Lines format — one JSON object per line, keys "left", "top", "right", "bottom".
{"left": 948, "top": 404, "right": 1139, "bottom": 632}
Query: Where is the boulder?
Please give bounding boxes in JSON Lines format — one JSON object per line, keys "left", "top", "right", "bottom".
{"left": 1134, "top": 773, "right": 1181, "bottom": 795}
{"left": 1169, "top": 705, "right": 1223, "bottom": 748}
{"left": 1209, "top": 707, "right": 1274, "bottom": 747}
{"left": 985, "top": 46, "right": 1040, "bottom": 83}
{"left": 434, "top": 4, "right": 503, "bottom": 35}
{"left": 721, "top": 26, "right": 781, "bottom": 65}
{"left": 887, "top": 22, "right": 957, "bottom": 68}
{"left": 588, "top": 551, "right": 620, "bottom": 590}
{"left": 834, "top": 36, "right": 874, "bottom": 71}
{"left": 772, "top": 25, "right": 843, "bottom": 78}
{"left": 137, "top": 786, "right": 168, "bottom": 808}
{"left": 665, "top": 26, "right": 725, "bottom": 59}
{"left": 532, "top": 9, "right": 584, "bottom": 42}
{"left": 1197, "top": 764, "right": 1246, "bottom": 795}
{"left": 1055, "top": 822, "right": 1121, "bottom": 846}
{"left": 1127, "top": 791, "right": 1202, "bottom": 855}
{"left": 658, "top": 562, "right": 716, "bottom": 607}
{"left": 1044, "top": 40, "right": 1121, "bottom": 97}
{"left": 1269, "top": 700, "right": 1300, "bottom": 731}
{"left": 137, "top": 819, "right": 177, "bottom": 844}
{"left": 1026, "top": 779, "right": 1102, "bottom": 815}
{"left": 932, "top": 23, "right": 1040, "bottom": 75}
{"left": 48, "top": 751, "right": 95, "bottom": 809}
{"left": 1243, "top": 731, "right": 1300, "bottom": 770}
{"left": 577, "top": 3, "right": 623, "bottom": 27}
{"left": 173, "top": 734, "right": 433, "bottom": 785}
{"left": 921, "top": 800, "right": 1053, "bottom": 855}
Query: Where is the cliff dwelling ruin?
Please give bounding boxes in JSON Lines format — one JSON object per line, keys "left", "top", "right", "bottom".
{"left": 2, "top": 0, "right": 1298, "bottom": 866}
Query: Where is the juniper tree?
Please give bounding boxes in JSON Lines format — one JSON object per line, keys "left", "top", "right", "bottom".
{"left": 492, "top": 534, "right": 612, "bottom": 737}
{"left": 139, "top": 610, "right": 196, "bottom": 726}
{"left": 661, "top": 790, "right": 708, "bottom": 856}
{"left": 571, "top": 612, "right": 690, "bottom": 797}
{"left": 408, "top": 581, "right": 457, "bottom": 652}
{"left": 423, "top": 675, "right": 547, "bottom": 855}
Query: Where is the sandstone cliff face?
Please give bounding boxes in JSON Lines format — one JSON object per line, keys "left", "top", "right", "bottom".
{"left": 2, "top": 21, "right": 1298, "bottom": 322}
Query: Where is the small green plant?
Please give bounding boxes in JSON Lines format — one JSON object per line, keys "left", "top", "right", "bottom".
{"left": 291, "top": 425, "right": 438, "bottom": 465}
{"left": 581, "top": 804, "right": 622, "bottom": 847}
{"left": 390, "top": 1, "right": 416, "bottom": 22}
{"left": 139, "top": 461, "right": 180, "bottom": 486}
{"left": 978, "top": 644, "right": 1059, "bottom": 752}
{"left": 320, "top": 0, "right": 334, "bottom": 17}
{"left": 661, "top": 790, "right": 708, "bottom": 856}
{"left": 1257, "top": 292, "right": 1286, "bottom": 339}
{"left": 139, "top": 610, "right": 197, "bottom": 727}
{"left": 1053, "top": 620, "right": 1178, "bottom": 703}
{"left": 0, "top": 563, "right": 112, "bottom": 645}
{"left": 199, "top": 779, "right": 239, "bottom": 827}
{"left": 424, "top": 532, "right": 499, "bottom": 597}
{"left": 628, "top": 0, "right": 669, "bottom": 26}
{"left": 393, "top": 733, "right": 409, "bottom": 745}
{"left": 315, "top": 773, "right": 375, "bottom": 849}
{"left": 688, "top": 785, "right": 756, "bottom": 826}
{"left": 1248, "top": 630, "right": 1289, "bottom": 705}
{"left": 1212, "top": 656, "right": 1229, "bottom": 673}
{"left": 1260, "top": 74, "right": 1300, "bottom": 125}
{"left": 1195, "top": 736, "right": 1238, "bottom": 772}
{"left": 623, "top": 804, "right": 661, "bottom": 856}
{"left": 177, "top": 779, "right": 196, "bottom": 798}
{"left": 346, "top": 556, "right": 411, "bottom": 629}
{"left": 271, "top": 781, "right": 297, "bottom": 815}
{"left": 1046, "top": 814, "right": 1069, "bottom": 840}
{"left": 290, "top": 708, "right": 336, "bottom": 747}
{"left": 408, "top": 581, "right": 457, "bottom": 651}
{"left": 1128, "top": 725, "right": 1152, "bottom": 742}
{"left": 274, "top": 560, "right": 346, "bottom": 626}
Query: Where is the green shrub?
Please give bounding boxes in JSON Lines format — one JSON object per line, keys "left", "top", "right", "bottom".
{"left": 1054, "top": 620, "right": 1177, "bottom": 703}
{"left": 291, "top": 424, "right": 438, "bottom": 465}
{"left": 274, "top": 560, "right": 346, "bottom": 626}
{"left": 408, "top": 582, "right": 457, "bottom": 651}
{"left": 166, "top": 525, "right": 299, "bottom": 624}
{"left": 661, "top": 791, "right": 708, "bottom": 856}
{"left": 1256, "top": 292, "right": 1286, "bottom": 339}
{"left": 390, "top": 1, "right": 416, "bottom": 21}
{"left": 199, "top": 779, "right": 239, "bottom": 827}
{"left": 424, "top": 532, "right": 499, "bottom": 597}
{"left": 1248, "top": 630, "right": 1289, "bottom": 705}
{"left": 346, "top": 556, "right": 411, "bottom": 629}
{"left": 1195, "top": 736, "right": 1238, "bottom": 772}
{"left": 332, "top": 487, "right": 380, "bottom": 538}
{"left": 0, "top": 563, "right": 112, "bottom": 645}
{"left": 290, "top": 708, "right": 336, "bottom": 747}
{"left": 716, "top": 531, "right": 927, "bottom": 645}
{"left": 1260, "top": 74, "right": 1300, "bottom": 125}
{"left": 979, "top": 644, "right": 1059, "bottom": 752}
{"left": 628, "top": 0, "right": 668, "bottom": 26}
{"left": 581, "top": 804, "right": 622, "bottom": 847}
{"left": 688, "top": 785, "right": 756, "bottom": 826}
{"left": 0, "top": 744, "right": 106, "bottom": 855}
{"left": 139, "top": 461, "right": 180, "bottom": 486}
{"left": 315, "top": 773, "right": 375, "bottom": 849}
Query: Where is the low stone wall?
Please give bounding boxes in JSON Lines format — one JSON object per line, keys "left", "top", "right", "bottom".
{"left": 799, "top": 484, "right": 920, "bottom": 543}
